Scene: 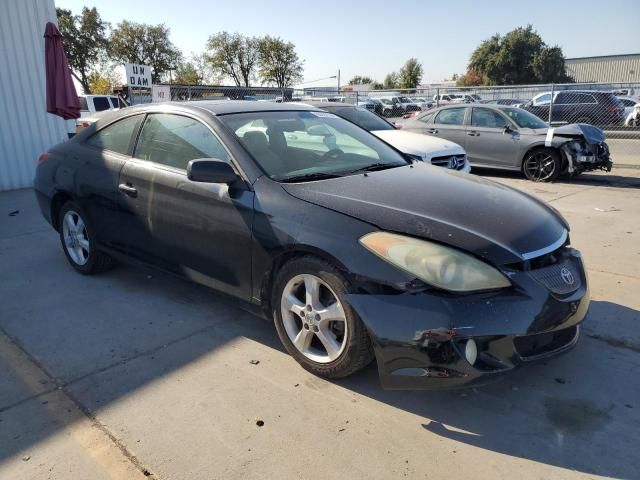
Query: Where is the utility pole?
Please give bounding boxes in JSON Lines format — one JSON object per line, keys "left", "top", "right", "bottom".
{"left": 337, "top": 69, "right": 340, "bottom": 93}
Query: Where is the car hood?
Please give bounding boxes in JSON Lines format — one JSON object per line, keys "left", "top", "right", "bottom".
{"left": 371, "top": 130, "right": 465, "bottom": 158}
{"left": 283, "top": 162, "right": 567, "bottom": 265}
{"left": 528, "top": 124, "right": 607, "bottom": 145}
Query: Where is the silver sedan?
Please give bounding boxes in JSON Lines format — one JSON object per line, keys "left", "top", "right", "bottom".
{"left": 398, "top": 104, "right": 612, "bottom": 182}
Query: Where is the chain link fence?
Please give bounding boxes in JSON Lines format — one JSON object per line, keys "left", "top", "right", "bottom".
{"left": 117, "top": 81, "right": 640, "bottom": 168}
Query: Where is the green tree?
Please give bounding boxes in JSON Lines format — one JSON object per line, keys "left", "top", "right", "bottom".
{"left": 109, "top": 21, "right": 181, "bottom": 83}
{"left": 257, "top": 36, "right": 304, "bottom": 88}
{"left": 468, "top": 25, "right": 572, "bottom": 85}
{"left": 370, "top": 81, "right": 384, "bottom": 90}
{"left": 174, "top": 60, "right": 202, "bottom": 85}
{"left": 398, "top": 58, "right": 423, "bottom": 89}
{"left": 56, "top": 7, "right": 109, "bottom": 94}
{"left": 383, "top": 72, "right": 398, "bottom": 89}
{"left": 348, "top": 75, "right": 374, "bottom": 85}
{"left": 205, "top": 32, "right": 260, "bottom": 87}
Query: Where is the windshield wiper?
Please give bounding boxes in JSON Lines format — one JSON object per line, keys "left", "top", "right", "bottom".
{"left": 344, "top": 162, "right": 405, "bottom": 175}
{"left": 279, "top": 172, "right": 342, "bottom": 183}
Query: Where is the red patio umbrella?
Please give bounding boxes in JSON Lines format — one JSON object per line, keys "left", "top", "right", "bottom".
{"left": 44, "top": 22, "right": 80, "bottom": 120}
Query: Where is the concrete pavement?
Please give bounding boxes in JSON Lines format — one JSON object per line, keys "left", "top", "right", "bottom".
{"left": 0, "top": 169, "right": 639, "bottom": 479}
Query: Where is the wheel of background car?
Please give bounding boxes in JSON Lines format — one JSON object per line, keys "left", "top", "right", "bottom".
{"left": 321, "top": 148, "right": 343, "bottom": 161}
{"left": 522, "top": 148, "right": 562, "bottom": 183}
{"left": 58, "top": 201, "right": 114, "bottom": 275}
{"left": 272, "top": 256, "right": 374, "bottom": 378}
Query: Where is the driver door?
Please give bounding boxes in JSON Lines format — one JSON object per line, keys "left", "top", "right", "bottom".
{"left": 465, "top": 108, "right": 520, "bottom": 168}
{"left": 119, "top": 113, "right": 254, "bottom": 299}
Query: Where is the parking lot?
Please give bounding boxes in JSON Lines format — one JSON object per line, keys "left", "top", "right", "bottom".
{"left": 1, "top": 167, "right": 639, "bottom": 479}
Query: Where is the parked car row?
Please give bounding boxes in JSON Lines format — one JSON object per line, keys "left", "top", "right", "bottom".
{"left": 35, "top": 100, "right": 590, "bottom": 390}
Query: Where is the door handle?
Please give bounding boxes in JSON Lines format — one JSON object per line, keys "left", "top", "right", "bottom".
{"left": 426, "top": 129, "right": 438, "bottom": 134}
{"left": 118, "top": 183, "right": 138, "bottom": 198}
{"left": 467, "top": 131, "right": 479, "bottom": 136}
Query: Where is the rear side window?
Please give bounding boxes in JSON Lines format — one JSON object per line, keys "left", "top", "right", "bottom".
{"left": 471, "top": 108, "right": 509, "bottom": 128}
{"left": 92, "top": 97, "right": 111, "bottom": 111}
{"left": 134, "top": 114, "right": 230, "bottom": 170}
{"left": 434, "top": 108, "right": 466, "bottom": 126}
{"left": 86, "top": 115, "right": 141, "bottom": 155}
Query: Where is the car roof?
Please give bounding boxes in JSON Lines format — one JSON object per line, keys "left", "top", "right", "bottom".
{"left": 126, "top": 100, "right": 325, "bottom": 116}
{"left": 303, "top": 102, "right": 356, "bottom": 109}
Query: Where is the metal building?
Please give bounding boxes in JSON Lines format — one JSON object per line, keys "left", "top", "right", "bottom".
{"left": 0, "top": 0, "right": 70, "bottom": 191}
{"left": 565, "top": 53, "right": 640, "bottom": 83}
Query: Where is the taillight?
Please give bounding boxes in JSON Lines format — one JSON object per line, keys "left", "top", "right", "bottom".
{"left": 38, "top": 152, "right": 49, "bottom": 164}
{"left": 605, "top": 104, "right": 621, "bottom": 112}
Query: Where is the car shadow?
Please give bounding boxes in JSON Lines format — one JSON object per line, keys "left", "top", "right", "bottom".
{"left": 473, "top": 167, "right": 640, "bottom": 189}
{"left": 2, "top": 242, "right": 638, "bottom": 480}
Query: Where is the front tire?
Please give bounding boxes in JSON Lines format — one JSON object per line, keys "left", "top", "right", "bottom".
{"left": 272, "top": 256, "right": 374, "bottom": 378}
{"left": 522, "top": 148, "right": 562, "bottom": 182}
{"left": 58, "top": 201, "right": 113, "bottom": 274}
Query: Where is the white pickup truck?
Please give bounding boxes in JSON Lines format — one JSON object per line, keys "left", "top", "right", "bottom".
{"left": 74, "top": 95, "right": 125, "bottom": 133}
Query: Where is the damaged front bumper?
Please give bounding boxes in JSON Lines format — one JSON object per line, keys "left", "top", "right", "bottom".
{"left": 347, "top": 249, "right": 589, "bottom": 389}
{"left": 546, "top": 124, "right": 613, "bottom": 174}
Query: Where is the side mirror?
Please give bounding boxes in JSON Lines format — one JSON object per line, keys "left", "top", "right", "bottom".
{"left": 187, "top": 159, "right": 239, "bottom": 184}
{"left": 502, "top": 125, "right": 514, "bottom": 134}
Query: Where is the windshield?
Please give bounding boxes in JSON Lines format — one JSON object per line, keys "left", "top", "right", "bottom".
{"left": 332, "top": 107, "right": 395, "bottom": 132}
{"left": 500, "top": 107, "right": 548, "bottom": 129}
{"left": 399, "top": 97, "right": 412, "bottom": 103}
{"left": 220, "top": 110, "right": 408, "bottom": 182}
{"left": 381, "top": 99, "right": 393, "bottom": 105}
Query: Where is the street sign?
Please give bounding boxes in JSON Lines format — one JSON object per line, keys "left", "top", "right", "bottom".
{"left": 124, "top": 63, "right": 152, "bottom": 88}
{"left": 152, "top": 85, "right": 171, "bottom": 103}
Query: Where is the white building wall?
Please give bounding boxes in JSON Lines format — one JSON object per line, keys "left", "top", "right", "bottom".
{"left": 565, "top": 54, "right": 640, "bottom": 83}
{"left": 0, "top": 0, "right": 70, "bottom": 191}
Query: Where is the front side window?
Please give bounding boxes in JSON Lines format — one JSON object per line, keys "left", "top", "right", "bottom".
{"left": 220, "top": 110, "right": 407, "bottom": 181}
{"left": 471, "top": 108, "right": 509, "bottom": 129}
{"left": 92, "top": 97, "right": 111, "bottom": 111}
{"left": 418, "top": 112, "right": 434, "bottom": 123}
{"left": 134, "top": 114, "right": 229, "bottom": 170}
{"left": 86, "top": 115, "right": 141, "bottom": 155}
{"left": 500, "top": 107, "right": 548, "bottom": 129}
{"left": 434, "top": 108, "right": 466, "bottom": 126}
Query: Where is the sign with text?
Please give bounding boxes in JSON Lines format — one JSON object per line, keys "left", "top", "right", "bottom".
{"left": 152, "top": 85, "right": 171, "bottom": 103}
{"left": 125, "top": 63, "right": 152, "bottom": 88}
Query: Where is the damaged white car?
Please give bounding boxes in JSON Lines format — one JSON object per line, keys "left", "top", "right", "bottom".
{"left": 399, "top": 104, "right": 613, "bottom": 182}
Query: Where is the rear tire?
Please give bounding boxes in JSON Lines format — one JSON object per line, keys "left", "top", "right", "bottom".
{"left": 522, "top": 148, "right": 562, "bottom": 182}
{"left": 58, "top": 201, "right": 114, "bottom": 275}
{"left": 272, "top": 256, "right": 374, "bottom": 378}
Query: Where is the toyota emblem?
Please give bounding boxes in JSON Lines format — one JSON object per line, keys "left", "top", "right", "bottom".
{"left": 560, "top": 267, "right": 575, "bottom": 285}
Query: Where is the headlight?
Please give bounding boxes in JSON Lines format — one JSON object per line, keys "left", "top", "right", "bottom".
{"left": 360, "top": 232, "right": 511, "bottom": 292}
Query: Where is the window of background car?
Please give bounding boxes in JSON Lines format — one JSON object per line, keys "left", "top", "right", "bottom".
{"left": 92, "top": 97, "right": 111, "bottom": 112}
{"left": 434, "top": 108, "right": 466, "bottom": 126}
{"left": 78, "top": 96, "right": 88, "bottom": 111}
{"left": 500, "top": 107, "right": 548, "bottom": 129}
{"left": 85, "top": 115, "right": 142, "bottom": 155}
{"left": 335, "top": 107, "right": 394, "bottom": 131}
{"left": 134, "top": 114, "right": 229, "bottom": 170}
{"left": 534, "top": 93, "right": 552, "bottom": 105}
{"left": 399, "top": 97, "right": 412, "bottom": 103}
{"left": 417, "top": 112, "right": 434, "bottom": 123}
{"left": 620, "top": 99, "right": 635, "bottom": 107}
{"left": 220, "top": 111, "right": 407, "bottom": 181}
{"left": 471, "top": 108, "right": 509, "bottom": 129}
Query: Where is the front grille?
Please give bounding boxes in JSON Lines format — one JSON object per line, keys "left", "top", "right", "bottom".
{"left": 431, "top": 154, "right": 466, "bottom": 170}
{"left": 514, "top": 326, "right": 578, "bottom": 360}
{"left": 528, "top": 259, "right": 581, "bottom": 295}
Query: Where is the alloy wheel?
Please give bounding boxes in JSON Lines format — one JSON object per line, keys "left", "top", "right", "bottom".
{"left": 280, "top": 274, "right": 348, "bottom": 363}
{"left": 524, "top": 152, "right": 557, "bottom": 182}
{"left": 62, "top": 210, "right": 90, "bottom": 265}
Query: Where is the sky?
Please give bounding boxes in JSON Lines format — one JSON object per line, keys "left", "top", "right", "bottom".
{"left": 56, "top": 0, "right": 640, "bottom": 87}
